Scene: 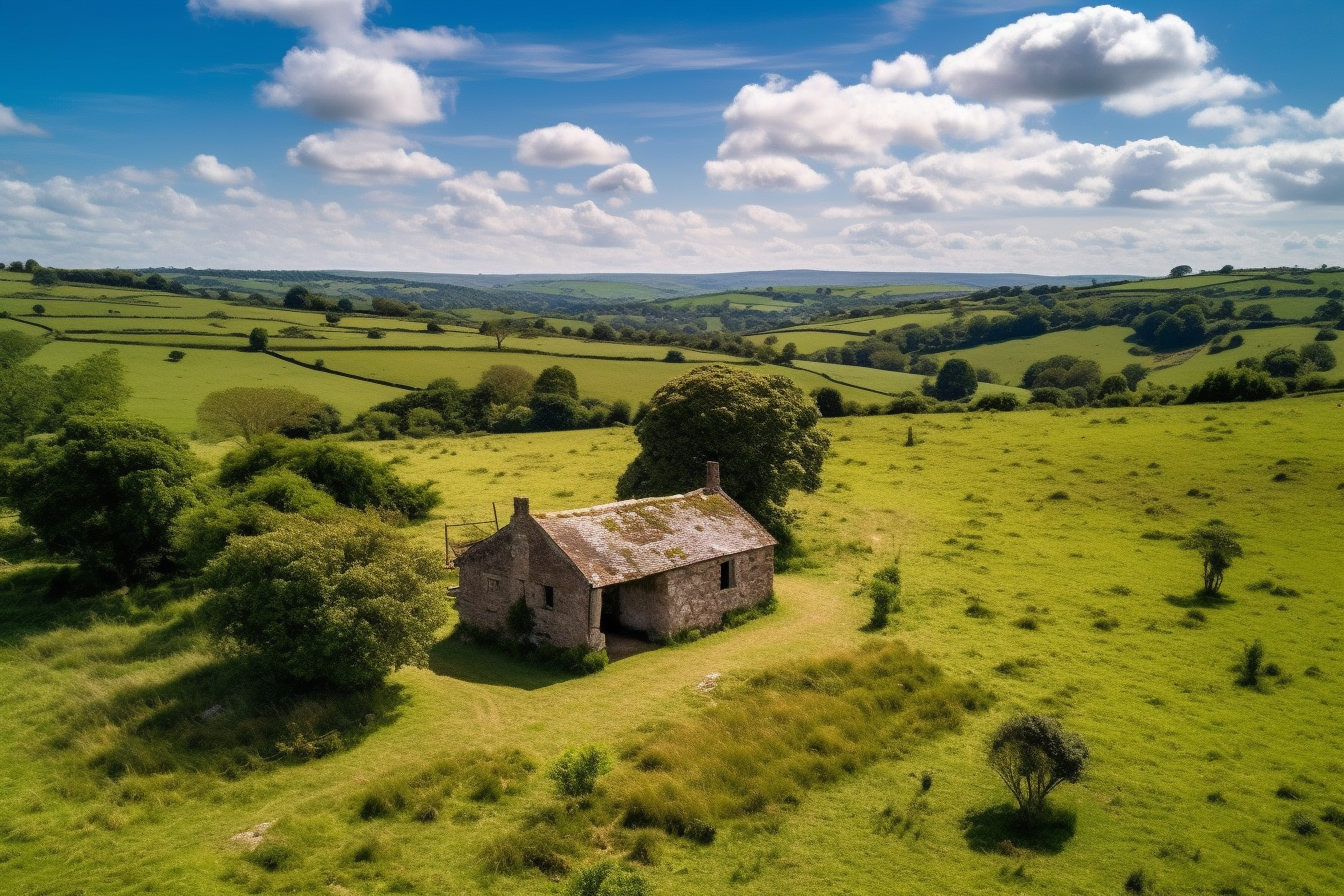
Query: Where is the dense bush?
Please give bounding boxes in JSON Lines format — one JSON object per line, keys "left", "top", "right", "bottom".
{"left": 971, "top": 392, "right": 1020, "bottom": 412}
{"left": 218, "top": 436, "right": 440, "bottom": 519}
{"left": 6, "top": 417, "right": 202, "bottom": 583}
{"left": 549, "top": 746, "right": 613, "bottom": 797}
{"left": 202, "top": 514, "right": 446, "bottom": 688}
{"left": 1185, "top": 368, "right": 1285, "bottom": 403}
{"left": 866, "top": 558, "right": 902, "bottom": 628}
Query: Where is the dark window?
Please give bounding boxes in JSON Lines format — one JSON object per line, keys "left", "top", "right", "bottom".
{"left": 720, "top": 560, "right": 734, "bottom": 590}
{"left": 544, "top": 585, "right": 555, "bottom": 608}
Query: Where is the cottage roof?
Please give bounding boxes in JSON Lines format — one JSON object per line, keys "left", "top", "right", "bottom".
{"left": 531, "top": 489, "right": 776, "bottom": 588}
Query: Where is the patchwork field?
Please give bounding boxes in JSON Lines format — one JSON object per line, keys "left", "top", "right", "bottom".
{"left": 1, "top": 398, "right": 1341, "bottom": 895}
{"left": 931, "top": 326, "right": 1143, "bottom": 385}
{"left": 1148, "top": 326, "right": 1324, "bottom": 387}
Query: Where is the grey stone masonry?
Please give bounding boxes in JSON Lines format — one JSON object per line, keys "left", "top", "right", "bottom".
{"left": 455, "top": 463, "right": 776, "bottom": 651}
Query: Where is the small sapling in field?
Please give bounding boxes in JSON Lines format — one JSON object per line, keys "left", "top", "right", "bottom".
{"left": 549, "top": 745, "right": 613, "bottom": 798}
{"left": 866, "top": 557, "right": 902, "bottom": 629}
{"left": 1237, "top": 640, "right": 1266, "bottom": 687}
{"left": 1182, "top": 521, "right": 1243, "bottom": 595}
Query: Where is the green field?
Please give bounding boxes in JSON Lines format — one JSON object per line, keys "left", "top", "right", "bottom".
{"left": 666, "top": 292, "right": 812, "bottom": 312}
{"left": 1147, "top": 326, "right": 1324, "bottom": 387}
{"left": 792, "top": 360, "right": 1028, "bottom": 399}
{"left": 2, "top": 398, "right": 1341, "bottom": 895}
{"left": 27, "top": 340, "right": 402, "bottom": 434}
{"left": 498, "top": 280, "right": 685, "bottom": 302}
{"left": 931, "top": 327, "right": 1143, "bottom": 386}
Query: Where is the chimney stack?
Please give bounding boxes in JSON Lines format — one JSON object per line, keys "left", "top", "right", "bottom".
{"left": 705, "top": 461, "right": 721, "bottom": 492}
{"left": 513, "top": 496, "right": 530, "bottom": 518}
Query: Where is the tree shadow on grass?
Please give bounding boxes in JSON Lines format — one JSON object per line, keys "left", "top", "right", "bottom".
{"left": 1163, "top": 590, "right": 1235, "bottom": 610}
{"left": 77, "top": 656, "right": 407, "bottom": 780}
{"left": 961, "top": 803, "right": 1077, "bottom": 856}
{"left": 0, "top": 565, "right": 196, "bottom": 644}
{"left": 428, "top": 629, "right": 577, "bottom": 691}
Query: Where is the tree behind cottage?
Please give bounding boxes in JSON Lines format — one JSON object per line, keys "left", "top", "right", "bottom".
{"left": 616, "top": 365, "right": 829, "bottom": 534}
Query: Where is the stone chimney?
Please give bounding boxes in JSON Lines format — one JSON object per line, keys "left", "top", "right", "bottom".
{"left": 705, "top": 461, "right": 721, "bottom": 493}
{"left": 513, "top": 496, "right": 530, "bottom": 518}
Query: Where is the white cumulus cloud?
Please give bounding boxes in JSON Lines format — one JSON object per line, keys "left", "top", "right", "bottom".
{"left": 1191, "top": 99, "right": 1344, "bottom": 145}
{"left": 704, "top": 156, "right": 830, "bottom": 192}
{"left": 187, "top": 154, "right": 255, "bottom": 185}
{"left": 0, "top": 103, "right": 46, "bottom": 137}
{"left": 869, "top": 53, "right": 932, "bottom": 90}
{"left": 516, "top": 123, "right": 631, "bottom": 168}
{"left": 193, "top": 0, "right": 475, "bottom": 127}
{"left": 849, "top": 132, "right": 1344, "bottom": 212}
{"left": 714, "top": 73, "right": 1016, "bottom": 168}
{"left": 259, "top": 47, "right": 450, "bottom": 126}
{"left": 586, "top": 162, "right": 655, "bottom": 194}
{"left": 739, "top": 204, "right": 806, "bottom": 232}
{"left": 287, "top": 129, "right": 455, "bottom": 184}
{"left": 934, "top": 5, "right": 1264, "bottom": 114}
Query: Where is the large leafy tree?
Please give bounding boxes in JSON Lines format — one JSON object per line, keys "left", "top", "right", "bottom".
{"left": 933, "top": 358, "right": 979, "bottom": 401}
{"left": 7, "top": 417, "right": 202, "bottom": 582}
{"left": 201, "top": 514, "right": 447, "bottom": 688}
{"left": 196, "top": 387, "right": 325, "bottom": 442}
{"left": 0, "top": 349, "right": 128, "bottom": 445}
{"left": 616, "top": 365, "right": 829, "bottom": 532}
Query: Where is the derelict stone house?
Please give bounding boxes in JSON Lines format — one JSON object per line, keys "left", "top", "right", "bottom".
{"left": 456, "top": 462, "right": 775, "bottom": 652}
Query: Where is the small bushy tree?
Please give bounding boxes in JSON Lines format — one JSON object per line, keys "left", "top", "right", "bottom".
{"left": 248, "top": 327, "right": 269, "bottom": 351}
{"left": 814, "top": 387, "right": 844, "bottom": 418}
{"left": 202, "top": 514, "right": 446, "bottom": 688}
{"left": 867, "top": 557, "right": 902, "bottom": 628}
{"left": 549, "top": 745, "right": 613, "bottom": 797}
{"left": 1183, "top": 520, "right": 1243, "bottom": 595}
{"left": 987, "top": 714, "right": 1089, "bottom": 822}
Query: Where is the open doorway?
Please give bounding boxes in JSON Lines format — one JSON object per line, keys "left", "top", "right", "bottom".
{"left": 599, "top": 584, "right": 622, "bottom": 634}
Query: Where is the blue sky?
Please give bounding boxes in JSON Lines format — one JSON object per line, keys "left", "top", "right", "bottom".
{"left": 1, "top": 1, "right": 1342, "bottom": 274}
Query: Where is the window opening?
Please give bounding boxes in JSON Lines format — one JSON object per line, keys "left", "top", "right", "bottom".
{"left": 720, "top": 560, "right": 734, "bottom": 590}
{"left": 544, "top": 585, "right": 555, "bottom": 609}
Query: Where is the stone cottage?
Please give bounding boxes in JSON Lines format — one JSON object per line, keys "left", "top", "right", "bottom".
{"left": 455, "top": 462, "right": 776, "bottom": 652}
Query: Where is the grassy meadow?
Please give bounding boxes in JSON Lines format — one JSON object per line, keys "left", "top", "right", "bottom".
{"left": 2, "top": 395, "right": 1342, "bottom": 895}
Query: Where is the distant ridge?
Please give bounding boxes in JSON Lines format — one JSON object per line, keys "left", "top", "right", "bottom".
{"left": 327, "top": 269, "right": 1144, "bottom": 296}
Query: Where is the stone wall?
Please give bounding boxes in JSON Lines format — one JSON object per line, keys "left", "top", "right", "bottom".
{"left": 457, "top": 517, "right": 601, "bottom": 650}
{"left": 643, "top": 546, "right": 774, "bottom": 637}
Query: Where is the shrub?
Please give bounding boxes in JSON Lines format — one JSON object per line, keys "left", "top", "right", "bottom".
{"left": 814, "top": 387, "right": 845, "bottom": 418}
{"left": 866, "top": 558, "right": 902, "bottom": 628}
{"left": 568, "top": 860, "right": 650, "bottom": 896}
{"left": 971, "top": 392, "right": 1020, "bottom": 412}
{"left": 201, "top": 514, "right": 447, "bottom": 688}
{"left": 986, "top": 714, "right": 1089, "bottom": 822}
{"left": 506, "top": 596, "right": 535, "bottom": 639}
{"left": 1289, "top": 812, "right": 1319, "bottom": 836}
{"left": 219, "top": 436, "right": 440, "bottom": 519}
{"left": 549, "top": 745, "right": 613, "bottom": 797}
{"left": 1124, "top": 868, "right": 1153, "bottom": 894}
{"left": 1315, "top": 327, "right": 1338, "bottom": 342}
{"left": 1237, "top": 640, "right": 1265, "bottom": 687}
{"left": 663, "top": 350, "right": 685, "bottom": 363}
